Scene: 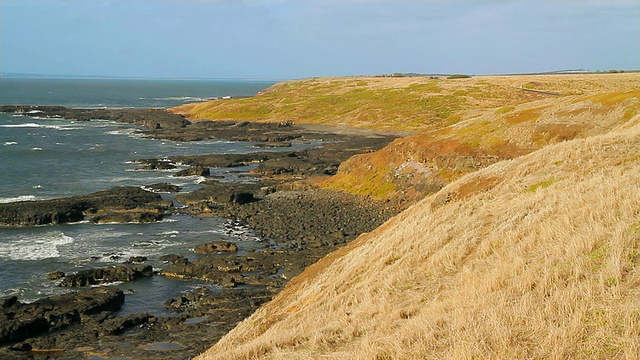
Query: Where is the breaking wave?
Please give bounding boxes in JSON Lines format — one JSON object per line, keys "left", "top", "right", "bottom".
{"left": 0, "top": 232, "right": 74, "bottom": 261}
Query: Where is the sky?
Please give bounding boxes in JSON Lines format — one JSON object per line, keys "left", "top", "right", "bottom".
{"left": 1, "top": 0, "right": 638, "bottom": 80}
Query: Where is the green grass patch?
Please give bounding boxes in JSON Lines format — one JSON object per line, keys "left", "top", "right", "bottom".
{"left": 495, "top": 106, "right": 515, "bottom": 114}
{"left": 447, "top": 74, "right": 472, "bottom": 79}
{"left": 527, "top": 179, "right": 559, "bottom": 192}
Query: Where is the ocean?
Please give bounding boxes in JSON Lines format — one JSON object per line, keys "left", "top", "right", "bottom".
{"left": 0, "top": 77, "right": 280, "bottom": 316}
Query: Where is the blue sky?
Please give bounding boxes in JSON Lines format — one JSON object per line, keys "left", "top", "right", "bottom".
{"left": 1, "top": 0, "right": 638, "bottom": 79}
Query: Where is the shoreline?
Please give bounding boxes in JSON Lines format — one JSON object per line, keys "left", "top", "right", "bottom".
{"left": 0, "top": 105, "right": 400, "bottom": 359}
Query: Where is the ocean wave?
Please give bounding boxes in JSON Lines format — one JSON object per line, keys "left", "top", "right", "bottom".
{"left": 31, "top": 147, "right": 43, "bottom": 151}
{"left": 0, "top": 122, "right": 83, "bottom": 131}
{"left": 0, "top": 232, "right": 74, "bottom": 261}
{"left": 157, "top": 230, "right": 180, "bottom": 237}
{"left": 105, "top": 128, "right": 144, "bottom": 138}
{"left": 0, "top": 195, "right": 39, "bottom": 203}
{"left": 3, "top": 141, "right": 18, "bottom": 146}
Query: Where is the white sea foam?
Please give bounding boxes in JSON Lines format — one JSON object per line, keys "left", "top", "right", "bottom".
{"left": 0, "top": 232, "right": 74, "bottom": 261}
{"left": 3, "top": 141, "right": 18, "bottom": 146}
{"left": 0, "top": 123, "right": 83, "bottom": 131}
{"left": 31, "top": 147, "right": 43, "bottom": 151}
{"left": 158, "top": 230, "right": 180, "bottom": 237}
{"left": 0, "top": 123, "right": 44, "bottom": 128}
{"left": 0, "top": 195, "right": 38, "bottom": 203}
{"left": 105, "top": 128, "right": 143, "bottom": 138}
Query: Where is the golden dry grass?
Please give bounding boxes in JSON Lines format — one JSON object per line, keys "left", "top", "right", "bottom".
{"left": 173, "top": 73, "right": 640, "bottom": 204}
{"left": 172, "top": 73, "right": 640, "bottom": 131}
{"left": 197, "top": 113, "right": 640, "bottom": 359}
{"left": 318, "top": 82, "right": 640, "bottom": 203}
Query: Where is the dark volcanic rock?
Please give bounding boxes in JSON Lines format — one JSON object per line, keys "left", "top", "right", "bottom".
{"left": 175, "top": 166, "right": 210, "bottom": 177}
{"left": 89, "top": 210, "right": 165, "bottom": 224}
{"left": 0, "top": 288, "right": 272, "bottom": 360}
{"left": 146, "top": 182, "right": 181, "bottom": 193}
{"left": 59, "top": 265, "right": 153, "bottom": 287}
{"left": 0, "top": 287, "right": 124, "bottom": 345}
{"left": 0, "top": 105, "right": 191, "bottom": 129}
{"left": 176, "top": 181, "right": 262, "bottom": 210}
{"left": 138, "top": 159, "right": 177, "bottom": 170}
{"left": 171, "top": 152, "right": 273, "bottom": 168}
{"left": 125, "top": 256, "right": 148, "bottom": 264}
{"left": 194, "top": 241, "right": 239, "bottom": 254}
{"left": 98, "top": 313, "right": 153, "bottom": 336}
{"left": 159, "top": 254, "right": 189, "bottom": 265}
{"left": 0, "top": 186, "right": 167, "bottom": 227}
{"left": 231, "top": 189, "right": 399, "bottom": 250}
{"left": 46, "top": 271, "right": 66, "bottom": 280}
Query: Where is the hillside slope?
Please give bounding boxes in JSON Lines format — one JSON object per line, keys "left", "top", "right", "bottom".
{"left": 319, "top": 88, "right": 640, "bottom": 204}
{"left": 173, "top": 74, "right": 640, "bottom": 205}
{"left": 198, "top": 118, "right": 640, "bottom": 359}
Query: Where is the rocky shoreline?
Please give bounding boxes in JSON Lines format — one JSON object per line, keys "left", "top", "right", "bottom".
{"left": 0, "top": 106, "right": 400, "bottom": 359}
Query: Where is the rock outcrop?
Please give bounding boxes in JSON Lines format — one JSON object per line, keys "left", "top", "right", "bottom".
{"left": 59, "top": 264, "right": 154, "bottom": 287}
{"left": 0, "top": 105, "right": 191, "bottom": 129}
{"left": 194, "top": 241, "right": 239, "bottom": 254}
{"left": 0, "top": 186, "right": 169, "bottom": 227}
{"left": 0, "top": 287, "right": 124, "bottom": 345}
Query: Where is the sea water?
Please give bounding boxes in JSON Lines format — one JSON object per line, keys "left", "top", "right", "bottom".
{"left": 0, "top": 77, "right": 280, "bottom": 315}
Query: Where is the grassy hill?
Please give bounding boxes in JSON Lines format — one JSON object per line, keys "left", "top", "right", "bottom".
{"left": 198, "top": 116, "right": 640, "bottom": 359}
{"left": 173, "top": 73, "right": 640, "bottom": 205}
{"left": 171, "top": 73, "right": 640, "bottom": 358}
{"left": 318, "top": 87, "right": 640, "bottom": 204}
{"left": 172, "top": 74, "right": 639, "bottom": 131}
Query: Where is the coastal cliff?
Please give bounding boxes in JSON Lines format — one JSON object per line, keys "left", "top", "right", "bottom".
{"left": 175, "top": 73, "right": 640, "bottom": 358}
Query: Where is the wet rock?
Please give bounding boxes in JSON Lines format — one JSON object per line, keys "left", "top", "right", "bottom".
{"left": 175, "top": 166, "right": 210, "bottom": 177}
{"left": 175, "top": 181, "right": 263, "bottom": 207}
{"left": 193, "top": 241, "right": 238, "bottom": 254}
{"left": 90, "top": 211, "right": 165, "bottom": 224}
{"left": 125, "top": 256, "right": 148, "bottom": 264}
{"left": 159, "top": 254, "right": 189, "bottom": 265}
{"left": 0, "top": 186, "right": 167, "bottom": 227}
{"left": 46, "top": 271, "right": 66, "bottom": 280}
{"left": 0, "top": 287, "right": 124, "bottom": 345}
{"left": 99, "top": 313, "right": 153, "bottom": 336}
{"left": 146, "top": 182, "right": 181, "bottom": 193}
{"left": 254, "top": 141, "right": 292, "bottom": 148}
{"left": 8, "top": 342, "right": 31, "bottom": 352}
{"left": 1, "top": 297, "right": 18, "bottom": 309}
{"left": 60, "top": 265, "right": 153, "bottom": 287}
{"left": 138, "top": 159, "right": 177, "bottom": 170}
{"left": 0, "top": 105, "right": 190, "bottom": 129}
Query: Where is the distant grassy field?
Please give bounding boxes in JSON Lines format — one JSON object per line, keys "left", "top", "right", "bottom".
{"left": 172, "top": 74, "right": 640, "bottom": 131}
